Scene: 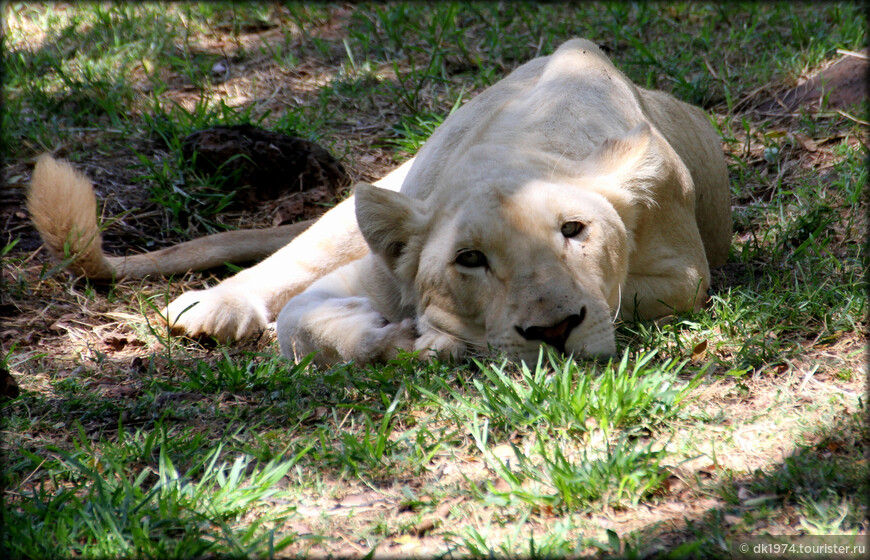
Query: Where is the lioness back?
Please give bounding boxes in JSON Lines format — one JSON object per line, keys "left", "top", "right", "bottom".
{"left": 399, "top": 39, "right": 730, "bottom": 267}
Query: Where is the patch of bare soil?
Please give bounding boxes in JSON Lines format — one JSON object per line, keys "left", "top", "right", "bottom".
{"left": 755, "top": 49, "right": 868, "bottom": 115}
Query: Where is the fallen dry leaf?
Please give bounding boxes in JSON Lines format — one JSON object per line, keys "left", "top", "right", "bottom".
{"left": 691, "top": 339, "right": 708, "bottom": 362}
{"left": 288, "top": 522, "right": 313, "bottom": 535}
{"left": 434, "top": 496, "right": 464, "bottom": 518}
{"left": 338, "top": 490, "right": 385, "bottom": 508}
{"left": 491, "top": 477, "right": 512, "bottom": 493}
{"left": 411, "top": 515, "right": 440, "bottom": 536}
{"left": 97, "top": 384, "right": 140, "bottom": 398}
{"left": 104, "top": 336, "right": 129, "bottom": 351}
{"left": 661, "top": 474, "right": 688, "bottom": 495}
{"left": 793, "top": 132, "right": 818, "bottom": 152}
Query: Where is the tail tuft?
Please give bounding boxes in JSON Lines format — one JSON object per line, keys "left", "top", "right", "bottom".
{"left": 27, "top": 155, "right": 113, "bottom": 279}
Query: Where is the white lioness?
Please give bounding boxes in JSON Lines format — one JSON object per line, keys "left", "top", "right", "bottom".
{"left": 29, "top": 39, "right": 730, "bottom": 365}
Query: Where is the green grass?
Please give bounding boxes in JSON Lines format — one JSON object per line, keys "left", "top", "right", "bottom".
{"left": 2, "top": 2, "right": 867, "bottom": 558}
{"left": 6, "top": 421, "right": 304, "bottom": 558}
{"left": 422, "top": 351, "right": 704, "bottom": 511}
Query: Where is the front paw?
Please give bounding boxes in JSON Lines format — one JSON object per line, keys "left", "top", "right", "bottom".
{"left": 367, "top": 317, "right": 417, "bottom": 362}
{"left": 161, "top": 286, "right": 268, "bottom": 342}
{"left": 414, "top": 328, "right": 466, "bottom": 361}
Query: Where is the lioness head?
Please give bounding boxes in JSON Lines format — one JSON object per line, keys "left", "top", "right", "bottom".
{"left": 355, "top": 123, "right": 666, "bottom": 363}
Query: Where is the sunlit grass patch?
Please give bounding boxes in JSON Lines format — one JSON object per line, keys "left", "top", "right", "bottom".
{"left": 414, "top": 351, "right": 708, "bottom": 512}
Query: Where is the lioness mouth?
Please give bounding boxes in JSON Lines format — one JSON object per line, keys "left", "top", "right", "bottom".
{"left": 514, "top": 307, "right": 586, "bottom": 355}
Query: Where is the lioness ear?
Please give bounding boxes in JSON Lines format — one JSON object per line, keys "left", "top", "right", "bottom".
{"left": 354, "top": 182, "right": 428, "bottom": 272}
{"left": 582, "top": 122, "right": 684, "bottom": 229}
{"left": 585, "top": 122, "right": 659, "bottom": 204}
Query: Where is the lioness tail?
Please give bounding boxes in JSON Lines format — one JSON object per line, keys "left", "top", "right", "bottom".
{"left": 27, "top": 155, "right": 312, "bottom": 280}
{"left": 28, "top": 155, "right": 114, "bottom": 279}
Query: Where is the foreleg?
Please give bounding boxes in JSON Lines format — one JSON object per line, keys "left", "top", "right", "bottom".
{"left": 620, "top": 265, "right": 709, "bottom": 321}
{"left": 163, "top": 158, "right": 416, "bottom": 341}
{"left": 276, "top": 260, "right": 416, "bottom": 365}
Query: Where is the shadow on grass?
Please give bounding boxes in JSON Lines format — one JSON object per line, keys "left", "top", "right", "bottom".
{"left": 638, "top": 410, "right": 868, "bottom": 559}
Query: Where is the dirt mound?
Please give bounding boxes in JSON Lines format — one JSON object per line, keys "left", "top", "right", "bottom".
{"left": 756, "top": 49, "right": 868, "bottom": 114}
{"left": 182, "top": 125, "right": 351, "bottom": 222}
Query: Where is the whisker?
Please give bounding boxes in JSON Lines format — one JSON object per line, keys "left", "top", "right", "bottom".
{"left": 423, "top": 321, "right": 488, "bottom": 352}
{"left": 549, "top": 146, "right": 571, "bottom": 179}
{"left": 612, "top": 285, "right": 622, "bottom": 324}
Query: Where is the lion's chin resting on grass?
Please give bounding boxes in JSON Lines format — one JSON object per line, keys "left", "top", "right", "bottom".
{"left": 29, "top": 39, "right": 731, "bottom": 366}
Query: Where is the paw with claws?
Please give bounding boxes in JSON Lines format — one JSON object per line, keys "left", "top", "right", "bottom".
{"left": 162, "top": 286, "right": 269, "bottom": 342}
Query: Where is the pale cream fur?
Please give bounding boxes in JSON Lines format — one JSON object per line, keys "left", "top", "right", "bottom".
{"left": 29, "top": 39, "right": 730, "bottom": 363}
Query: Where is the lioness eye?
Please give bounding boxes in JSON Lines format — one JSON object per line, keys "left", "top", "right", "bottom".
{"left": 455, "top": 249, "right": 487, "bottom": 268}
{"left": 561, "top": 221, "right": 585, "bottom": 238}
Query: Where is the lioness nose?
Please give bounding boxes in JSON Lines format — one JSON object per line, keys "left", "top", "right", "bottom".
{"left": 515, "top": 307, "right": 586, "bottom": 354}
